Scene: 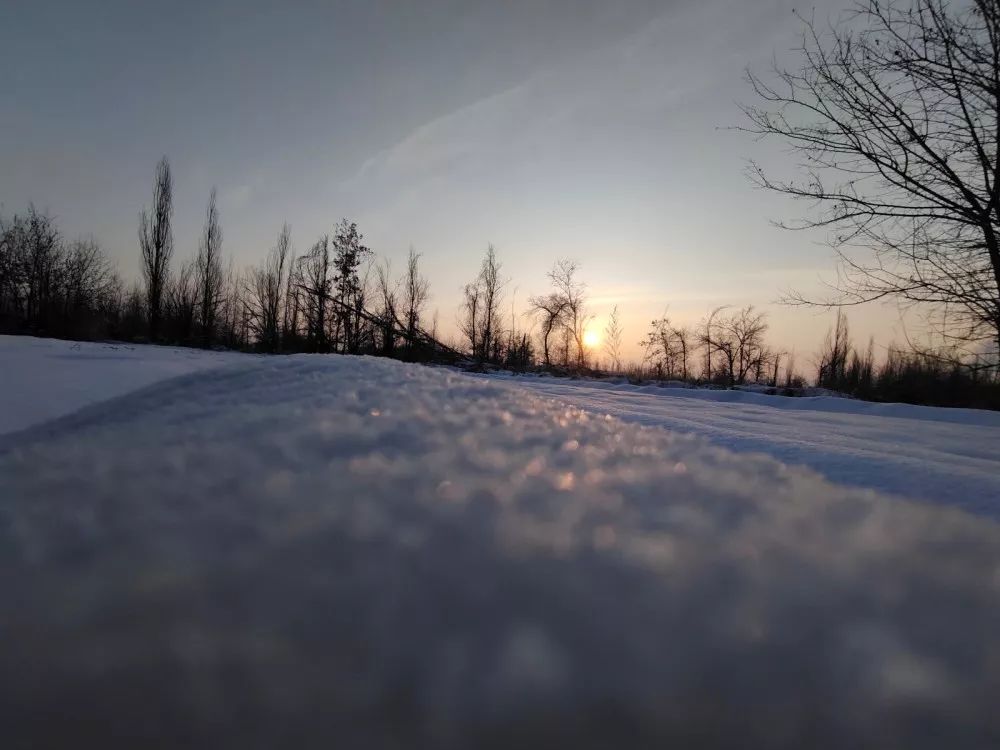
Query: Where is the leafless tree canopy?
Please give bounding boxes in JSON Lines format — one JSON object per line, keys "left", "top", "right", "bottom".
{"left": 549, "top": 259, "right": 591, "bottom": 367}
{"left": 332, "top": 219, "right": 372, "bottom": 354}
{"left": 374, "top": 258, "right": 399, "bottom": 355}
{"left": 402, "top": 247, "right": 430, "bottom": 345}
{"left": 370, "top": 248, "right": 431, "bottom": 359}
{"left": 168, "top": 259, "right": 199, "bottom": 342}
{"left": 603, "top": 304, "right": 624, "bottom": 371}
{"left": 139, "top": 156, "right": 174, "bottom": 341}
{"left": 197, "top": 188, "right": 225, "bottom": 347}
{"left": 528, "top": 292, "right": 567, "bottom": 368}
{"left": 643, "top": 313, "right": 692, "bottom": 381}
{"left": 743, "top": 0, "right": 1000, "bottom": 365}
{"left": 461, "top": 245, "right": 506, "bottom": 361}
{"left": 816, "top": 309, "right": 878, "bottom": 392}
{"left": 0, "top": 207, "right": 117, "bottom": 338}
{"left": 696, "top": 305, "right": 770, "bottom": 386}
{"left": 298, "top": 235, "right": 333, "bottom": 352}
{"left": 247, "top": 223, "right": 290, "bottom": 352}
{"left": 699, "top": 305, "right": 730, "bottom": 380}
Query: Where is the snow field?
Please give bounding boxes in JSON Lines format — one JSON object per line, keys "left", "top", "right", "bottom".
{"left": 486, "top": 372, "right": 1000, "bottom": 515}
{"left": 2, "top": 346, "right": 1000, "bottom": 747}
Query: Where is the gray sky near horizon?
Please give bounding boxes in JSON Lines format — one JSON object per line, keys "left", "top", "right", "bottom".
{"left": 2, "top": 0, "right": 908, "bottom": 363}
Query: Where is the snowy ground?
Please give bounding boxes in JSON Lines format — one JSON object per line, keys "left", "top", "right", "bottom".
{"left": 2, "top": 336, "right": 1000, "bottom": 747}
{"left": 1, "top": 335, "right": 252, "bottom": 434}
{"left": 483, "top": 373, "right": 1000, "bottom": 517}
{"left": 5, "top": 337, "right": 999, "bottom": 518}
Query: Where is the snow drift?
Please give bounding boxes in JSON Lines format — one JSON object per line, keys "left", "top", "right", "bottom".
{"left": 2, "top": 355, "right": 999, "bottom": 748}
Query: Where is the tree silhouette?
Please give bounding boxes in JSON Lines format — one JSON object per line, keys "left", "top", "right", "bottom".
{"left": 139, "top": 157, "right": 173, "bottom": 341}
{"left": 744, "top": 0, "right": 1000, "bottom": 367}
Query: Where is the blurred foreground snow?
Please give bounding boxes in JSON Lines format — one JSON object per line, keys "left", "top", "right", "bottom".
{"left": 2, "top": 341, "right": 1000, "bottom": 747}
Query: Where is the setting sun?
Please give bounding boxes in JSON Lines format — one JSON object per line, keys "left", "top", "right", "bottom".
{"left": 583, "top": 329, "right": 601, "bottom": 349}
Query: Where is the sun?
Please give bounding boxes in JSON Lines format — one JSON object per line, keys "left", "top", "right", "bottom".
{"left": 583, "top": 328, "right": 601, "bottom": 349}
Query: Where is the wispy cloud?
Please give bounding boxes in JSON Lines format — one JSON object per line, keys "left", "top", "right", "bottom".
{"left": 352, "top": 80, "right": 534, "bottom": 185}
{"left": 344, "top": 5, "right": 726, "bottom": 196}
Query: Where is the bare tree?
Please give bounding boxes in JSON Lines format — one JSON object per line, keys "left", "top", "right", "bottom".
{"left": 770, "top": 349, "right": 784, "bottom": 387}
{"left": 374, "top": 258, "right": 399, "bottom": 355}
{"left": 727, "top": 306, "right": 770, "bottom": 385}
{"left": 603, "top": 305, "right": 624, "bottom": 372}
{"left": 332, "top": 219, "right": 371, "bottom": 354}
{"left": 699, "top": 305, "right": 730, "bottom": 381}
{"left": 732, "top": 307, "right": 769, "bottom": 385}
{"left": 120, "top": 282, "right": 147, "bottom": 338}
{"left": 785, "top": 349, "right": 798, "bottom": 388}
{"left": 461, "top": 245, "right": 506, "bottom": 362}
{"left": 502, "top": 287, "right": 533, "bottom": 369}
{"left": 299, "top": 236, "right": 332, "bottom": 352}
{"left": 528, "top": 292, "right": 567, "bottom": 368}
{"left": 460, "top": 280, "right": 481, "bottom": 357}
{"left": 814, "top": 311, "right": 881, "bottom": 394}
{"left": 478, "top": 245, "right": 505, "bottom": 361}
{"left": 642, "top": 314, "right": 691, "bottom": 380}
{"left": 196, "top": 188, "right": 225, "bottom": 347}
{"left": 228, "top": 266, "right": 250, "bottom": 349}
{"left": 817, "top": 310, "right": 852, "bottom": 387}
{"left": 7, "top": 207, "right": 62, "bottom": 329}
{"left": 672, "top": 323, "right": 692, "bottom": 380}
{"left": 699, "top": 306, "right": 768, "bottom": 386}
{"left": 1, "top": 207, "right": 119, "bottom": 338}
{"left": 743, "top": 0, "right": 1000, "bottom": 367}
{"left": 247, "top": 223, "right": 290, "bottom": 351}
{"left": 643, "top": 316, "right": 675, "bottom": 380}
{"left": 557, "top": 324, "right": 572, "bottom": 368}
{"left": 402, "top": 247, "right": 430, "bottom": 347}
{"left": 63, "top": 238, "right": 114, "bottom": 320}
{"left": 168, "top": 259, "right": 199, "bottom": 342}
{"left": 139, "top": 157, "right": 173, "bottom": 341}
{"left": 548, "top": 259, "right": 589, "bottom": 367}
{"left": 282, "top": 246, "right": 299, "bottom": 344}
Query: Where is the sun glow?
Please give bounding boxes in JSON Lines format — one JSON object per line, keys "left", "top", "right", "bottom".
{"left": 583, "top": 329, "right": 601, "bottom": 349}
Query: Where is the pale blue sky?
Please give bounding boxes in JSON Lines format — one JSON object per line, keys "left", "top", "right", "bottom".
{"left": 2, "top": 0, "right": 906, "bottom": 362}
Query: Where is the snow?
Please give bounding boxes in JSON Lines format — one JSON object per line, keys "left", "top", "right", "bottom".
{"left": 483, "top": 373, "right": 1000, "bottom": 516}
{"left": 0, "top": 336, "right": 252, "bottom": 434}
{"left": 2, "top": 337, "right": 1000, "bottom": 746}
{"left": 5, "top": 337, "right": 998, "bottom": 519}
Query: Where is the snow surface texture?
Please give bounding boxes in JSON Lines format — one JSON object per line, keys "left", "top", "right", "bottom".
{"left": 485, "top": 373, "right": 1000, "bottom": 516}
{"left": 2, "top": 352, "right": 1000, "bottom": 748}
{"left": 0, "top": 335, "right": 252, "bottom": 434}
{"left": 4, "top": 336, "right": 999, "bottom": 517}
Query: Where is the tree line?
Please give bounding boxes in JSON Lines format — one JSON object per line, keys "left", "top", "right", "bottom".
{"left": 0, "top": 157, "right": 439, "bottom": 358}
{"left": 3, "top": 152, "right": 999, "bottom": 409}
{"left": 0, "top": 154, "right": 796, "bottom": 383}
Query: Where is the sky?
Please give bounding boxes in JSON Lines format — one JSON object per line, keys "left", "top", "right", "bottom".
{"left": 1, "top": 0, "right": 913, "bottom": 366}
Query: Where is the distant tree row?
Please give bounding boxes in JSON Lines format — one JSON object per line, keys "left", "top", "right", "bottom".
{"left": 1, "top": 158, "right": 437, "bottom": 358}
{"left": 4, "top": 153, "right": 999, "bottom": 409}
{"left": 815, "top": 310, "right": 1000, "bottom": 409}
{"left": 0, "top": 205, "right": 121, "bottom": 340}
{"left": 639, "top": 306, "right": 775, "bottom": 387}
